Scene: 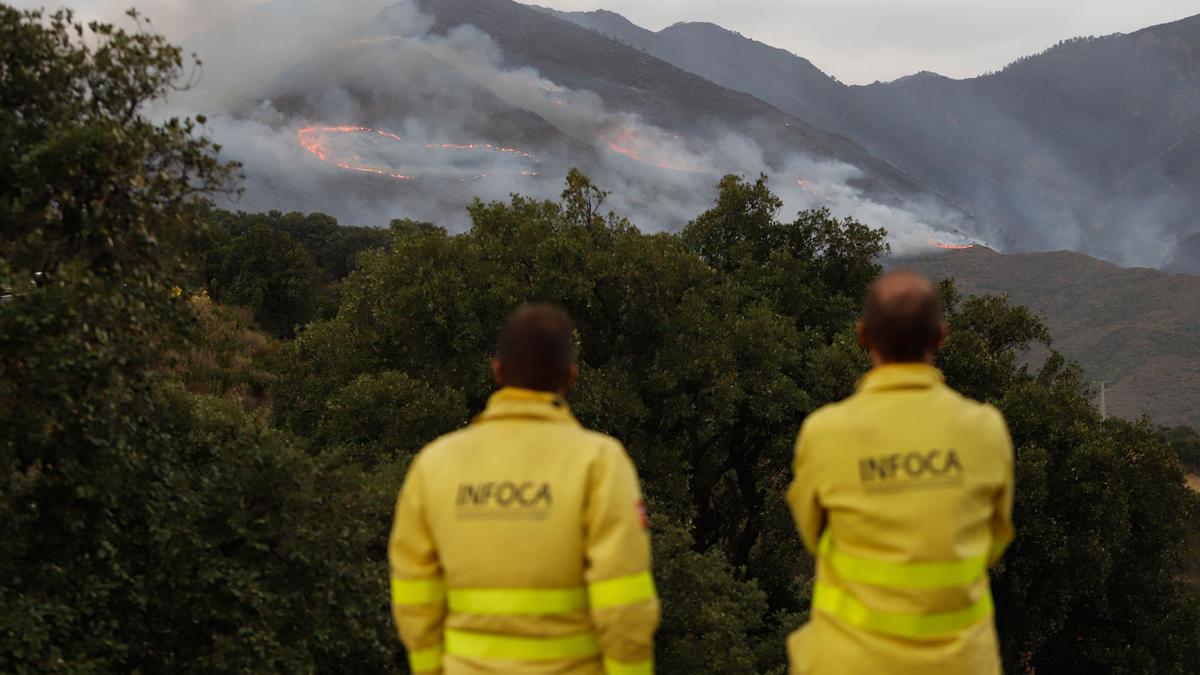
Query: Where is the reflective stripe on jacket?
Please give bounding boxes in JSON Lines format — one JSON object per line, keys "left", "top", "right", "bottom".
{"left": 389, "top": 387, "right": 660, "bottom": 674}
{"left": 787, "top": 364, "right": 1015, "bottom": 675}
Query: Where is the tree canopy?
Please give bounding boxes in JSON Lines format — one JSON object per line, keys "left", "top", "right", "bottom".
{"left": 0, "top": 8, "right": 394, "bottom": 670}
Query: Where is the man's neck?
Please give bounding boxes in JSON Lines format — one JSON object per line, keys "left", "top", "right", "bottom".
{"left": 870, "top": 354, "right": 936, "bottom": 368}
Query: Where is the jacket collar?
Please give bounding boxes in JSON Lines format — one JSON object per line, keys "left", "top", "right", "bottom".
{"left": 857, "top": 363, "right": 945, "bottom": 393}
{"left": 473, "top": 387, "right": 579, "bottom": 425}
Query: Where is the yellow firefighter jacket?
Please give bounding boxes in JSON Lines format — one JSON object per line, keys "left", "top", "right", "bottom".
{"left": 787, "top": 364, "right": 1014, "bottom": 675}
{"left": 388, "top": 387, "right": 660, "bottom": 675}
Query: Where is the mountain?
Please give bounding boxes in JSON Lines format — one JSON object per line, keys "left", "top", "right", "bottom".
{"left": 904, "top": 247, "right": 1200, "bottom": 428}
{"left": 530, "top": 8, "right": 849, "bottom": 134}
{"left": 544, "top": 8, "right": 1200, "bottom": 268}
{"left": 847, "top": 19, "right": 1200, "bottom": 265}
{"left": 196, "top": 0, "right": 1196, "bottom": 265}
{"left": 200, "top": 0, "right": 980, "bottom": 231}
{"left": 390, "top": 0, "right": 944, "bottom": 205}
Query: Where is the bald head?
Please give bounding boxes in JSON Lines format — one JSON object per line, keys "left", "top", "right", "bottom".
{"left": 859, "top": 271, "right": 946, "bottom": 364}
{"left": 493, "top": 304, "right": 578, "bottom": 394}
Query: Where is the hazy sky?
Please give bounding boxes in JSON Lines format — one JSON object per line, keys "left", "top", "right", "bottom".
{"left": 532, "top": 0, "right": 1198, "bottom": 83}
{"left": 10, "top": 0, "right": 1199, "bottom": 83}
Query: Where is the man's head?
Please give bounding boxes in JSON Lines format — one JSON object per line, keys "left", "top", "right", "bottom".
{"left": 492, "top": 304, "right": 579, "bottom": 395}
{"left": 857, "top": 270, "right": 947, "bottom": 365}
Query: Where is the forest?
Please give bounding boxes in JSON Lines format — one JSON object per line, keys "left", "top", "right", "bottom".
{"left": 2, "top": 7, "right": 1198, "bottom": 674}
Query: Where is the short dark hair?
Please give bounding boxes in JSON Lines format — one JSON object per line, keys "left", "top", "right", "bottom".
{"left": 497, "top": 304, "right": 576, "bottom": 392}
{"left": 862, "top": 271, "right": 944, "bottom": 362}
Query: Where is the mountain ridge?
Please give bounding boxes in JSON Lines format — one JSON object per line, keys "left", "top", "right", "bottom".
{"left": 358, "top": 0, "right": 971, "bottom": 216}
{"left": 544, "top": 5, "right": 1200, "bottom": 268}
{"left": 413, "top": 0, "right": 878, "bottom": 167}
{"left": 530, "top": 4, "right": 848, "bottom": 131}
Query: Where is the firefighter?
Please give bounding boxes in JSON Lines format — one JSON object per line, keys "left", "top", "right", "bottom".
{"left": 388, "top": 305, "right": 659, "bottom": 675}
{"left": 787, "top": 271, "right": 1014, "bottom": 674}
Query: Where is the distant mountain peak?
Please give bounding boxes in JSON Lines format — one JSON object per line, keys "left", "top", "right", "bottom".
{"left": 884, "top": 70, "right": 952, "bottom": 85}
{"left": 662, "top": 21, "right": 727, "bottom": 33}
{"left": 530, "top": 5, "right": 626, "bottom": 21}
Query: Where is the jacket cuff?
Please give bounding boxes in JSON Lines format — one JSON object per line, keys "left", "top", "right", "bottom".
{"left": 408, "top": 642, "right": 443, "bottom": 673}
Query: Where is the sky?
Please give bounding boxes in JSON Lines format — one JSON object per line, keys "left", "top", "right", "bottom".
{"left": 9, "top": 0, "right": 1198, "bottom": 83}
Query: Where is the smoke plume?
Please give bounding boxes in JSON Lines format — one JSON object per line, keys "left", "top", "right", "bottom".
{"left": 144, "top": 0, "right": 972, "bottom": 255}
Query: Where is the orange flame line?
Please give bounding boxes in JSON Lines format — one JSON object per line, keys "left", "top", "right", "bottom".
{"left": 928, "top": 238, "right": 976, "bottom": 250}
{"left": 296, "top": 125, "right": 537, "bottom": 182}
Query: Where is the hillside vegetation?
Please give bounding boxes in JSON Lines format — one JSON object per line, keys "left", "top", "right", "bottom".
{"left": 907, "top": 247, "right": 1200, "bottom": 428}
{"left": 2, "top": 7, "right": 1198, "bottom": 674}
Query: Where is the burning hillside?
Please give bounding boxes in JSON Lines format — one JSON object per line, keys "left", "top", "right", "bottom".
{"left": 297, "top": 125, "right": 540, "bottom": 182}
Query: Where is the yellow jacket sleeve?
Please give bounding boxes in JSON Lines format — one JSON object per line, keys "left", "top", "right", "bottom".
{"left": 988, "top": 409, "right": 1016, "bottom": 565}
{"left": 788, "top": 417, "right": 826, "bottom": 555}
{"left": 584, "top": 443, "right": 660, "bottom": 674}
{"left": 388, "top": 456, "right": 447, "bottom": 675}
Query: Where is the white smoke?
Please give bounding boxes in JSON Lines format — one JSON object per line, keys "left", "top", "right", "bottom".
{"left": 149, "top": 0, "right": 971, "bottom": 255}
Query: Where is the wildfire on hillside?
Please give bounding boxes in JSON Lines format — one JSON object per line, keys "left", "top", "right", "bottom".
{"left": 602, "top": 127, "right": 704, "bottom": 173}
{"left": 298, "top": 126, "right": 414, "bottom": 180}
{"left": 928, "top": 238, "right": 976, "bottom": 250}
{"left": 297, "top": 125, "right": 539, "bottom": 182}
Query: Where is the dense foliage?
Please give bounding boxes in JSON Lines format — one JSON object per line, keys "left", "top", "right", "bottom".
{"left": 1164, "top": 426, "right": 1200, "bottom": 472}
{"left": 0, "top": 8, "right": 396, "bottom": 671}
{"left": 2, "top": 8, "right": 1197, "bottom": 674}
{"left": 192, "top": 209, "right": 392, "bottom": 337}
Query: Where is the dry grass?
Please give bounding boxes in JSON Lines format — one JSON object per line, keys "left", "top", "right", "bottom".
{"left": 171, "top": 293, "right": 281, "bottom": 412}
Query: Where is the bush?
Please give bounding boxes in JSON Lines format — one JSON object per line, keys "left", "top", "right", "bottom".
{"left": 1162, "top": 426, "right": 1200, "bottom": 472}
{"left": 317, "top": 371, "right": 469, "bottom": 467}
{"left": 206, "top": 223, "right": 322, "bottom": 338}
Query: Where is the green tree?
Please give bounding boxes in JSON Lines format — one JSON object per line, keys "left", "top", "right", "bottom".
{"left": 0, "top": 8, "right": 399, "bottom": 671}
{"left": 207, "top": 222, "right": 321, "bottom": 338}
{"left": 317, "top": 371, "right": 469, "bottom": 468}
{"left": 1162, "top": 426, "right": 1200, "bottom": 472}
{"left": 201, "top": 208, "right": 391, "bottom": 284}
{"left": 194, "top": 209, "right": 392, "bottom": 328}
{"left": 935, "top": 281, "right": 1050, "bottom": 403}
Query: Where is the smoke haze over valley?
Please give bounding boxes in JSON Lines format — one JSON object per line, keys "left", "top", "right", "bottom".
{"left": 144, "top": 0, "right": 974, "bottom": 256}
{"left": 34, "top": 0, "right": 1199, "bottom": 268}
{"left": 541, "top": 5, "right": 1200, "bottom": 268}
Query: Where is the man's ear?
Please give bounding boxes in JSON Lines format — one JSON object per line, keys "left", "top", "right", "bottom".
{"left": 491, "top": 358, "right": 505, "bottom": 388}
{"left": 563, "top": 363, "right": 579, "bottom": 395}
{"left": 856, "top": 320, "right": 868, "bottom": 349}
